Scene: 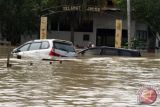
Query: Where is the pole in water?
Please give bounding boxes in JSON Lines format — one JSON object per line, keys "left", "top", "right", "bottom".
{"left": 50, "top": 61, "right": 53, "bottom": 64}
{"left": 127, "top": 0, "right": 131, "bottom": 49}
{"left": 7, "top": 42, "right": 12, "bottom": 67}
{"left": 59, "top": 60, "right": 62, "bottom": 64}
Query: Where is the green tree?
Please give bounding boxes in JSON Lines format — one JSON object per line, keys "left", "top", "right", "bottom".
{"left": 116, "top": 0, "right": 160, "bottom": 48}
{"left": 0, "top": 0, "right": 48, "bottom": 45}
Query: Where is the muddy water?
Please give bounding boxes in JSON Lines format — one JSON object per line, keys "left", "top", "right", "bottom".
{"left": 0, "top": 53, "right": 160, "bottom": 106}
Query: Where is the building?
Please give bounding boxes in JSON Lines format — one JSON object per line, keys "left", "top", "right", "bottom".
{"left": 46, "top": 1, "right": 148, "bottom": 49}
{"left": 22, "top": 0, "right": 149, "bottom": 49}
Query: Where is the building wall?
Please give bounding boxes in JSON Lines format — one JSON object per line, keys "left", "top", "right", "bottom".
{"left": 48, "top": 31, "right": 94, "bottom": 48}
{"left": 94, "top": 13, "right": 136, "bottom": 34}
{"left": 93, "top": 12, "right": 136, "bottom": 43}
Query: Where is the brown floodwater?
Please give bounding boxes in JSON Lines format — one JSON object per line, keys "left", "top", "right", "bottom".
{"left": 0, "top": 47, "right": 160, "bottom": 107}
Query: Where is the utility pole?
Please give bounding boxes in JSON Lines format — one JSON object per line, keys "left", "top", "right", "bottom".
{"left": 127, "top": 0, "right": 131, "bottom": 49}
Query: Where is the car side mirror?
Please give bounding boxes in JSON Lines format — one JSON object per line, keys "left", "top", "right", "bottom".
{"left": 15, "top": 49, "right": 21, "bottom": 53}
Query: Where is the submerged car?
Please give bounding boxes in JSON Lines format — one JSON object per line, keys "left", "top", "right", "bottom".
{"left": 78, "top": 46, "right": 141, "bottom": 57}
{"left": 12, "top": 39, "right": 77, "bottom": 59}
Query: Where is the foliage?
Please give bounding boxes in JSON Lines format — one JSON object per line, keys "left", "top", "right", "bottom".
{"left": 0, "top": 0, "right": 48, "bottom": 45}
{"left": 116, "top": 0, "right": 160, "bottom": 34}
{"left": 123, "top": 39, "right": 147, "bottom": 49}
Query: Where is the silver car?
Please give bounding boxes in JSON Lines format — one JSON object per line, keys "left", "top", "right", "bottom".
{"left": 12, "top": 39, "right": 77, "bottom": 59}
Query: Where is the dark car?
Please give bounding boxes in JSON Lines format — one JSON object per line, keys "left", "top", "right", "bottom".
{"left": 78, "top": 46, "right": 141, "bottom": 57}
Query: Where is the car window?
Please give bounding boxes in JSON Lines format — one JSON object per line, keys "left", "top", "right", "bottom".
{"left": 29, "top": 42, "right": 41, "bottom": 51}
{"left": 18, "top": 44, "right": 30, "bottom": 52}
{"left": 84, "top": 48, "right": 101, "bottom": 55}
{"left": 119, "top": 50, "right": 132, "bottom": 56}
{"left": 102, "top": 48, "right": 118, "bottom": 56}
{"left": 53, "top": 41, "right": 75, "bottom": 52}
{"left": 41, "top": 41, "right": 49, "bottom": 49}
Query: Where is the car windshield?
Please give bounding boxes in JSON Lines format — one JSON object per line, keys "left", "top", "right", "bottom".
{"left": 53, "top": 41, "right": 75, "bottom": 52}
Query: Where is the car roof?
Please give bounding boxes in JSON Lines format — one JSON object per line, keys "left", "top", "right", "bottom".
{"left": 78, "top": 46, "right": 140, "bottom": 53}
{"left": 26, "top": 39, "right": 73, "bottom": 44}
{"left": 94, "top": 46, "right": 138, "bottom": 50}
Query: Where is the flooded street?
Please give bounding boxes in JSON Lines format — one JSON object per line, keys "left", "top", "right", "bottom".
{"left": 0, "top": 52, "right": 160, "bottom": 106}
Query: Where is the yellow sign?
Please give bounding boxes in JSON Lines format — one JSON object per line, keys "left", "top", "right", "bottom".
{"left": 40, "top": 17, "right": 47, "bottom": 39}
{"left": 115, "top": 19, "right": 122, "bottom": 48}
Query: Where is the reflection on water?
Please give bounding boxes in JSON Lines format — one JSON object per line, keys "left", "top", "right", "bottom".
{"left": 0, "top": 55, "right": 160, "bottom": 106}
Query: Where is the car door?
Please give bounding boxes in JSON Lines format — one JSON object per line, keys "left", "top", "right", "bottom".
{"left": 82, "top": 48, "right": 101, "bottom": 56}
{"left": 101, "top": 48, "right": 118, "bottom": 56}
{"left": 118, "top": 49, "right": 132, "bottom": 57}
{"left": 26, "top": 42, "right": 42, "bottom": 59}
{"left": 16, "top": 43, "right": 31, "bottom": 58}
{"left": 38, "top": 41, "right": 51, "bottom": 59}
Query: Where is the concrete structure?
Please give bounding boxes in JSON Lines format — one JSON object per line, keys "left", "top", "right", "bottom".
{"left": 46, "top": 11, "right": 148, "bottom": 48}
